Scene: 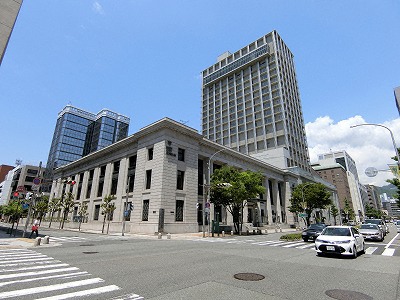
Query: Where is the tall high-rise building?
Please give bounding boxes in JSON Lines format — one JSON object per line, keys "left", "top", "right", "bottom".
{"left": 46, "top": 105, "right": 130, "bottom": 175}
{"left": 0, "top": 0, "right": 23, "bottom": 66}
{"left": 201, "top": 30, "right": 311, "bottom": 172}
{"left": 394, "top": 86, "right": 400, "bottom": 116}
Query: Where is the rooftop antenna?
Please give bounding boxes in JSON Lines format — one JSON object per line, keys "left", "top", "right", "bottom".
{"left": 15, "top": 159, "right": 22, "bottom": 166}
{"left": 180, "top": 120, "right": 189, "bottom": 125}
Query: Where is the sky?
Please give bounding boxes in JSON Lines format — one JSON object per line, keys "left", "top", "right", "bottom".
{"left": 0, "top": 1, "right": 399, "bottom": 187}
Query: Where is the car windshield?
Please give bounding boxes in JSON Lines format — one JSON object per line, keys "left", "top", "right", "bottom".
{"left": 360, "top": 224, "right": 378, "bottom": 230}
{"left": 365, "top": 219, "right": 381, "bottom": 225}
{"left": 322, "top": 227, "right": 351, "bottom": 236}
{"left": 308, "top": 224, "right": 325, "bottom": 230}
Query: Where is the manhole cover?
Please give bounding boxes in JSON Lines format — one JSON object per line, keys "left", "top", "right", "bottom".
{"left": 326, "top": 289, "right": 373, "bottom": 300}
{"left": 82, "top": 251, "right": 98, "bottom": 254}
{"left": 79, "top": 244, "right": 95, "bottom": 247}
{"left": 234, "top": 273, "right": 265, "bottom": 281}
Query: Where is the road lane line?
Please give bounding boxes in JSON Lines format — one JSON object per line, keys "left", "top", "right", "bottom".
{"left": 0, "top": 277, "right": 104, "bottom": 298}
{"left": 384, "top": 233, "right": 399, "bottom": 249}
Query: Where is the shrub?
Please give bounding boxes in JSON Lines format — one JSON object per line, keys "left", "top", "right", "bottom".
{"left": 280, "top": 233, "right": 302, "bottom": 241}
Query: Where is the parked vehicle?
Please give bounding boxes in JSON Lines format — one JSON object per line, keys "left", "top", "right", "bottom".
{"left": 358, "top": 224, "right": 384, "bottom": 241}
{"left": 301, "top": 223, "right": 327, "bottom": 242}
{"left": 364, "top": 219, "right": 388, "bottom": 235}
{"left": 315, "top": 226, "right": 365, "bottom": 258}
{"left": 395, "top": 221, "right": 400, "bottom": 233}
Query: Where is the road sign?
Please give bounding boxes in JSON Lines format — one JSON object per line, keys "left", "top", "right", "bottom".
{"left": 16, "top": 186, "right": 25, "bottom": 192}
{"left": 33, "top": 177, "right": 41, "bottom": 185}
{"left": 32, "top": 184, "right": 40, "bottom": 191}
{"left": 299, "top": 213, "right": 308, "bottom": 218}
{"left": 205, "top": 202, "right": 210, "bottom": 209}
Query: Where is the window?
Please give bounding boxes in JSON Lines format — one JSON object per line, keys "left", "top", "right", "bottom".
{"left": 176, "top": 200, "right": 184, "bottom": 222}
{"left": 148, "top": 148, "right": 154, "bottom": 160}
{"left": 146, "top": 170, "right": 152, "bottom": 189}
{"left": 142, "top": 200, "right": 149, "bottom": 221}
{"left": 178, "top": 148, "right": 185, "bottom": 162}
{"left": 177, "top": 170, "right": 185, "bottom": 190}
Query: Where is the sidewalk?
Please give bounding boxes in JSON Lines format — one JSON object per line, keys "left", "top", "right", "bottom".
{"left": 0, "top": 222, "right": 299, "bottom": 249}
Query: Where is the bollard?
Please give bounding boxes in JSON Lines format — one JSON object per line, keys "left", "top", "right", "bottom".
{"left": 280, "top": 227, "right": 282, "bottom": 233}
{"left": 222, "top": 231, "right": 225, "bottom": 237}
{"left": 275, "top": 227, "right": 278, "bottom": 233}
{"left": 43, "top": 236, "right": 50, "bottom": 244}
{"left": 34, "top": 237, "right": 41, "bottom": 247}
{"left": 265, "top": 229, "right": 268, "bottom": 235}
{"left": 167, "top": 233, "right": 171, "bottom": 239}
{"left": 158, "top": 233, "right": 162, "bottom": 239}
{"left": 230, "top": 230, "right": 233, "bottom": 236}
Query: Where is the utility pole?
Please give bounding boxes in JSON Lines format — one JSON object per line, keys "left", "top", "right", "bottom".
{"left": 122, "top": 176, "right": 131, "bottom": 236}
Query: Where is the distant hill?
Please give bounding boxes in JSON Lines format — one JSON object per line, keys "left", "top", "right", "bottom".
{"left": 377, "top": 183, "right": 397, "bottom": 197}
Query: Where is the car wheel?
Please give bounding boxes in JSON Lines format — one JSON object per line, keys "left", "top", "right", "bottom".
{"left": 303, "top": 238, "right": 308, "bottom": 242}
{"left": 361, "top": 243, "right": 365, "bottom": 254}
{"left": 316, "top": 252, "right": 324, "bottom": 257}
{"left": 352, "top": 245, "right": 358, "bottom": 259}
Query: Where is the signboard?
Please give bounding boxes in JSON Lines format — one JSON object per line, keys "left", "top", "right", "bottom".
{"left": 299, "top": 213, "right": 308, "bottom": 218}
{"left": 205, "top": 202, "right": 211, "bottom": 209}
{"left": 16, "top": 186, "right": 25, "bottom": 192}
{"left": 31, "top": 184, "right": 40, "bottom": 191}
{"left": 33, "top": 177, "right": 41, "bottom": 185}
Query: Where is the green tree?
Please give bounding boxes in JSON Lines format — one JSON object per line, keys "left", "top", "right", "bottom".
{"left": 210, "top": 165, "right": 265, "bottom": 234}
{"left": 386, "top": 147, "right": 400, "bottom": 208}
{"left": 330, "top": 204, "right": 339, "bottom": 225}
{"left": 288, "top": 183, "right": 332, "bottom": 227}
{"left": 364, "top": 203, "right": 383, "bottom": 219}
{"left": 32, "top": 195, "right": 49, "bottom": 224}
{"left": 3, "top": 200, "right": 24, "bottom": 236}
{"left": 77, "top": 202, "right": 88, "bottom": 232}
{"left": 341, "top": 198, "right": 355, "bottom": 224}
{"left": 47, "top": 197, "right": 61, "bottom": 228}
{"left": 60, "top": 192, "right": 75, "bottom": 229}
{"left": 101, "top": 195, "right": 116, "bottom": 234}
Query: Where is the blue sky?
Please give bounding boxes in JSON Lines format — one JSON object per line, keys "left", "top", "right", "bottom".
{"left": 1, "top": 1, "right": 399, "bottom": 186}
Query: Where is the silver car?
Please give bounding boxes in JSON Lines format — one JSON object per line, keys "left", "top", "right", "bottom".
{"left": 358, "top": 224, "right": 384, "bottom": 241}
{"left": 395, "top": 221, "right": 400, "bottom": 233}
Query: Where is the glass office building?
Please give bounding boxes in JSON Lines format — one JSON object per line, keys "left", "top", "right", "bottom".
{"left": 201, "top": 30, "right": 311, "bottom": 172}
{"left": 46, "top": 105, "right": 129, "bottom": 177}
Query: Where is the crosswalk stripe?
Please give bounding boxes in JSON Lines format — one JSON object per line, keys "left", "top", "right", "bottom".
{"left": 0, "top": 260, "right": 60, "bottom": 268}
{"left": 0, "top": 254, "right": 48, "bottom": 261}
{"left": 0, "top": 267, "right": 79, "bottom": 280}
{"left": 0, "top": 271, "right": 89, "bottom": 288}
{"left": 283, "top": 242, "right": 307, "bottom": 248}
{"left": 296, "top": 243, "right": 315, "bottom": 249}
{"left": 0, "top": 277, "right": 104, "bottom": 298}
{"left": 0, "top": 257, "right": 54, "bottom": 265}
{"left": 0, "top": 263, "right": 70, "bottom": 273}
{"left": 382, "top": 248, "right": 395, "bottom": 256}
{"left": 35, "top": 285, "right": 120, "bottom": 300}
{"left": 269, "top": 241, "right": 295, "bottom": 247}
{"left": 365, "top": 247, "right": 378, "bottom": 255}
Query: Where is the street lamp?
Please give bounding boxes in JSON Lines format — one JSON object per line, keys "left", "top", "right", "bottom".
{"left": 350, "top": 123, "right": 400, "bottom": 166}
{"left": 202, "top": 148, "right": 225, "bottom": 238}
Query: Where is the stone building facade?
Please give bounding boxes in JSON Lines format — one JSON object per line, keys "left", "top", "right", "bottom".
{"left": 49, "top": 118, "right": 335, "bottom": 234}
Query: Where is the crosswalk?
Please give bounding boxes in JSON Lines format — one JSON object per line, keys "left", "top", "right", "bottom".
{"left": 191, "top": 238, "right": 399, "bottom": 256}
{"left": 48, "top": 235, "right": 127, "bottom": 244}
{"left": 0, "top": 248, "right": 143, "bottom": 299}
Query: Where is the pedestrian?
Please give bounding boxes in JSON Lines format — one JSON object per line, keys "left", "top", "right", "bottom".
{"left": 29, "top": 223, "right": 39, "bottom": 238}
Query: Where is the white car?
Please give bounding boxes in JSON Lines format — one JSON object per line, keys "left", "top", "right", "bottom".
{"left": 315, "top": 226, "right": 365, "bottom": 258}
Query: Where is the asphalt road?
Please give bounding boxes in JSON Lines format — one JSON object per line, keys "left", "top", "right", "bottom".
{"left": 1, "top": 225, "right": 400, "bottom": 300}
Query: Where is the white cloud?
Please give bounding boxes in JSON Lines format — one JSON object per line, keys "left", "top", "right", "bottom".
{"left": 305, "top": 116, "right": 400, "bottom": 187}
{"left": 92, "top": 1, "right": 104, "bottom": 15}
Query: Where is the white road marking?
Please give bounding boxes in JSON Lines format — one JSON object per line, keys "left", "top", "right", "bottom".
{"left": 0, "top": 266, "right": 79, "bottom": 280}
{"left": 283, "top": 242, "right": 308, "bottom": 248}
{"left": 34, "top": 285, "right": 120, "bottom": 300}
{"left": 365, "top": 247, "right": 378, "bottom": 255}
{"left": 382, "top": 248, "right": 395, "bottom": 256}
{"left": 0, "top": 277, "right": 104, "bottom": 298}
{"left": 0, "top": 263, "right": 69, "bottom": 273}
{"left": 0, "top": 271, "right": 89, "bottom": 287}
{"left": 0, "top": 257, "right": 54, "bottom": 265}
